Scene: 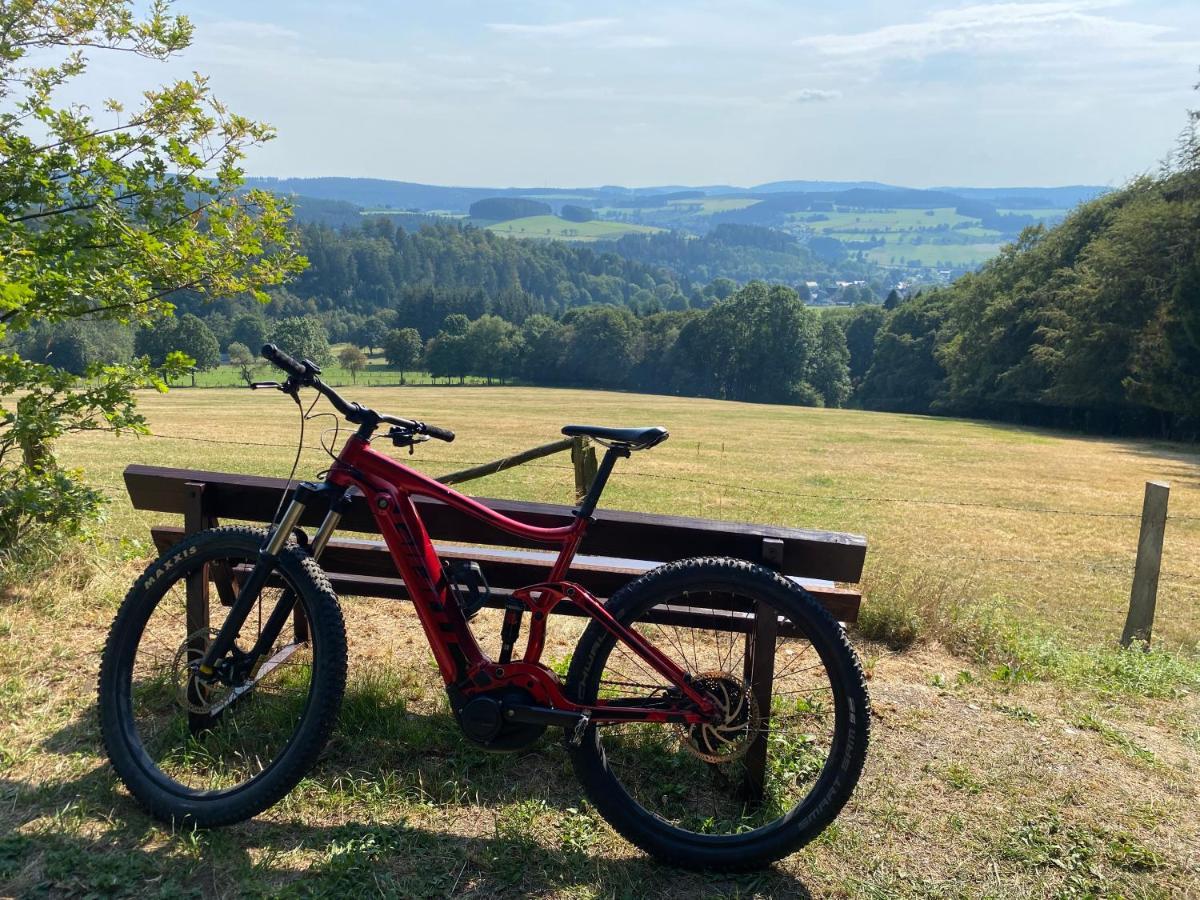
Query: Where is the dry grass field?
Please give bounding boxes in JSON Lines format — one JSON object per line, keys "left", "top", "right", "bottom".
{"left": 54, "top": 383, "right": 1200, "bottom": 650}
{"left": 2, "top": 384, "right": 1199, "bottom": 897}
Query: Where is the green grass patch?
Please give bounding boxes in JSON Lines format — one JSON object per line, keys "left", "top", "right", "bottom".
{"left": 1075, "top": 713, "right": 1159, "bottom": 766}
{"left": 941, "top": 600, "right": 1200, "bottom": 698}
{"left": 484, "top": 215, "right": 662, "bottom": 241}
{"left": 666, "top": 197, "right": 761, "bottom": 213}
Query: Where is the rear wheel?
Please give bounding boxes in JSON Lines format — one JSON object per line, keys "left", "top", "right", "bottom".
{"left": 98, "top": 526, "right": 347, "bottom": 826}
{"left": 565, "top": 557, "right": 869, "bottom": 870}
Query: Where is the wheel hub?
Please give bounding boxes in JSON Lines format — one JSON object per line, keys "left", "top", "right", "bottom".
{"left": 171, "top": 628, "right": 236, "bottom": 715}
{"left": 681, "top": 672, "right": 760, "bottom": 764}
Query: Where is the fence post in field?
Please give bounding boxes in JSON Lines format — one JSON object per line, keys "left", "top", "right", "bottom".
{"left": 572, "top": 436, "right": 598, "bottom": 502}
{"left": 1121, "top": 480, "right": 1170, "bottom": 648}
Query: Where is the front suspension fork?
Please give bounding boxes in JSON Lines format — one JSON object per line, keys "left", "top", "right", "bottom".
{"left": 198, "top": 484, "right": 346, "bottom": 676}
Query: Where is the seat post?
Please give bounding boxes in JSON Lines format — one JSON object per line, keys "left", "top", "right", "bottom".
{"left": 575, "top": 446, "right": 628, "bottom": 519}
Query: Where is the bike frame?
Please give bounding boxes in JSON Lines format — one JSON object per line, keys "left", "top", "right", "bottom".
{"left": 259, "top": 433, "right": 715, "bottom": 725}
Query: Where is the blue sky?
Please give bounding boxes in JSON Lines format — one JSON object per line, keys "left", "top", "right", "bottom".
{"left": 83, "top": 1, "right": 1200, "bottom": 187}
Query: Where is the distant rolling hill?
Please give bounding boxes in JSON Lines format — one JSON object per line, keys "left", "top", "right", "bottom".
{"left": 931, "top": 185, "right": 1110, "bottom": 209}
{"left": 256, "top": 175, "right": 1112, "bottom": 276}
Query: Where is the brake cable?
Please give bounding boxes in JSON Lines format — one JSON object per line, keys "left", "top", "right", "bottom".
{"left": 269, "top": 386, "right": 316, "bottom": 527}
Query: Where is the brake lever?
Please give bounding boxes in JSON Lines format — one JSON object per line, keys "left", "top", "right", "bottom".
{"left": 251, "top": 378, "right": 302, "bottom": 408}
{"left": 388, "top": 426, "right": 430, "bottom": 454}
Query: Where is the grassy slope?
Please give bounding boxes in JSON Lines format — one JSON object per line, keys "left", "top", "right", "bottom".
{"left": 787, "top": 208, "right": 1011, "bottom": 269}
{"left": 484, "top": 215, "right": 662, "bottom": 241}
{"left": 53, "top": 385, "right": 1200, "bottom": 649}
{"left": 2, "top": 386, "right": 1198, "bottom": 897}
{"left": 665, "top": 197, "right": 761, "bottom": 213}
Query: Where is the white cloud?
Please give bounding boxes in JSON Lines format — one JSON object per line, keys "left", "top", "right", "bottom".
{"left": 202, "top": 20, "right": 302, "bottom": 43}
{"left": 486, "top": 19, "right": 672, "bottom": 51}
{"left": 794, "top": 1, "right": 1182, "bottom": 61}
{"left": 487, "top": 18, "right": 618, "bottom": 38}
{"left": 787, "top": 88, "right": 841, "bottom": 103}
{"left": 602, "top": 35, "right": 674, "bottom": 49}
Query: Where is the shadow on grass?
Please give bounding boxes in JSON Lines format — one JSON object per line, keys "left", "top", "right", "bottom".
{"left": 0, "top": 771, "right": 815, "bottom": 899}
{"left": 6, "top": 701, "right": 817, "bottom": 898}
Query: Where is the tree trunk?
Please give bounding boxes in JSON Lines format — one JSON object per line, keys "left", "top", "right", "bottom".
{"left": 19, "top": 434, "right": 51, "bottom": 472}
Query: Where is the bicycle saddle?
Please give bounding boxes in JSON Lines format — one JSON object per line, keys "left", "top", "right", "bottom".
{"left": 561, "top": 424, "right": 669, "bottom": 451}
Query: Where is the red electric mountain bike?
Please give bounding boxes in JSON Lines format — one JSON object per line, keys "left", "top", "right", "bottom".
{"left": 98, "top": 344, "right": 869, "bottom": 870}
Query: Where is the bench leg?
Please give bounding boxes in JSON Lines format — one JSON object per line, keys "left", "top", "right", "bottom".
{"left": 184, "top": 483, "right": 216, "bottom": 734}
{"left": 293, "top": 603, "right": 310, "bottom": 643}
{"left": 211, "top": 561, "right": 239, "bottom": 607}
{"left": 741, "top": 599, "right": 778, "bottom": 806}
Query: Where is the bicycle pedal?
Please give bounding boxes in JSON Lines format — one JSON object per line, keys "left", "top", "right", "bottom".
{"left": 444, "top": 560, "right": 490, "bottom": 620}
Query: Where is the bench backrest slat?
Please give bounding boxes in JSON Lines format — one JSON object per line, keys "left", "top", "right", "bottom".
{"left": 125, "top": 464, "right": 867, "bottom": 583}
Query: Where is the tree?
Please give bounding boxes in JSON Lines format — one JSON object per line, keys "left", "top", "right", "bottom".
{"left": 174, "top": 314, "right": 220, "bottom": 385}
{"left": 811, "top": 318, "right": 851, "bottom": 407}
{"left": 560, "top": 204, "right": 594, "bottom": 223}
{"left": 15, "top": 320, "right": 134, "bottom": 374}
{"left": 358, "top": 310, "right": 398, "bottom": 356}
{"left": 518, "top": 314, "right": 567, "bottom": 383}
{"left": 270, "top": 316, "right": 331, "bottom": 367}
{"left": 135, "top": 314, "right": 219, "bottom": 379}
{"left": 424, "top": 330, "right": 469, "bottom": 384}
{"left": 230, "top": 313, "right": 268, "bottom": 352}
{"left": 463, "top": 315, "right": 520, "bottom": 384}
{"left": 227, "top": 342, "right": 258, "bottom": 385}
{"left": 383, "top": 327, "right": 423, "bottom": 372}
{"left": 441, "top": 313, "right": 470, "bottom": 337}
{"left": 843, "top": 305, "right": 887, "bottom": 382}
{"left": 0, "top": 1, "right": 301, "bottom": 546}
{"left": 560, "top": 306, "right": 639, "bottom": 389}
{"left": 338, "top": 345, "right": 368, "bottom": 383}
{"left": 674, "top": 282, "right": 821, "bottom": 405}
{"left": 857, "top": 292, "right": 949, "bottom": 412}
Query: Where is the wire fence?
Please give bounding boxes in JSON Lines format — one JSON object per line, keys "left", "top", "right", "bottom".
{"left": 136, "top": 429, "right": 1200, "bottom": 522}
{"left": 113, "top": 427, "right": 1200, "bottom": 644}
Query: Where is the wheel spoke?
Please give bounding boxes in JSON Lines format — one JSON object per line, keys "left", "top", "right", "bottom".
{"left": 125, "top": 551, "right": 318, "bottom": 794}
{"left": 576, "top": 581, "right": 845, "bottom": 839}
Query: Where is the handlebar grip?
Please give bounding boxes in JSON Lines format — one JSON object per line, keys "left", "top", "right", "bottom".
{"left": 423, "top": 423, "right": 455, "bottom": 443}
{"left": 261, "top": 343, "right": 305, "bottom": 378}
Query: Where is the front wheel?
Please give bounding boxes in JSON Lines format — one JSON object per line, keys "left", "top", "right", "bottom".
{"left": 565, "top": 557, "right": 869, "bottom": 870}
{"left": 98, "top": 526, "right": 347, "bottom": 827}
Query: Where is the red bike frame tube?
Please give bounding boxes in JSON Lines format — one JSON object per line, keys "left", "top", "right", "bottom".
{"left": 325, "top": 435, "right": 715, "bottom": 720}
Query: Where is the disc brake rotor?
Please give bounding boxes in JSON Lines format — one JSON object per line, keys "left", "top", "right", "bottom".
{"left": 680, "top": 671, "right": 760, "bottom": 764}
{"left": 171, "top": 628, "right": 232, "bottom": 714}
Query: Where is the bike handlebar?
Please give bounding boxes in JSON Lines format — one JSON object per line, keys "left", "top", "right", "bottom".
{"left": 260, "top": 343, "right": 455, "bottom": 443}
{"left": 261, "top": 342, "right": 307, "bottom": 379}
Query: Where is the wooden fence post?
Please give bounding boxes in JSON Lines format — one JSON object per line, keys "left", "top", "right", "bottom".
{"left": 742, "top": 536, "right": 783, "bottom": 804}
{"left": 571, "top": 436, "right": 598, "bottom": 503}
{"left": 1121, "top": 480, "right": 1170, "bottom": 648}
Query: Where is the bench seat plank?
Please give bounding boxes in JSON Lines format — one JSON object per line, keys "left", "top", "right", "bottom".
{"left": 149, "top": 525, "right": 861, "bottom": 624}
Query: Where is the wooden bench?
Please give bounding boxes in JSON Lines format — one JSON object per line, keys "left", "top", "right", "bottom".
{"left": 123, "top": 461, "right": 867, "bottom": 797}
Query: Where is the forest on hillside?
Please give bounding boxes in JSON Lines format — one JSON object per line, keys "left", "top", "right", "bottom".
{"left": 856, "top": 123, "right": 1200, "bottom": 435}
{"left": 591, "top": 224, "right": 873, "bottom": 286}
{"left": 9, "top": 106, "right": 1199, "bottom": 437}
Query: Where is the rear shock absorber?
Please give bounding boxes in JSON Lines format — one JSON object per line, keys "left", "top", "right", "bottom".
{"left": 498, "top": 596, "right": 525, "bottom": 665}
